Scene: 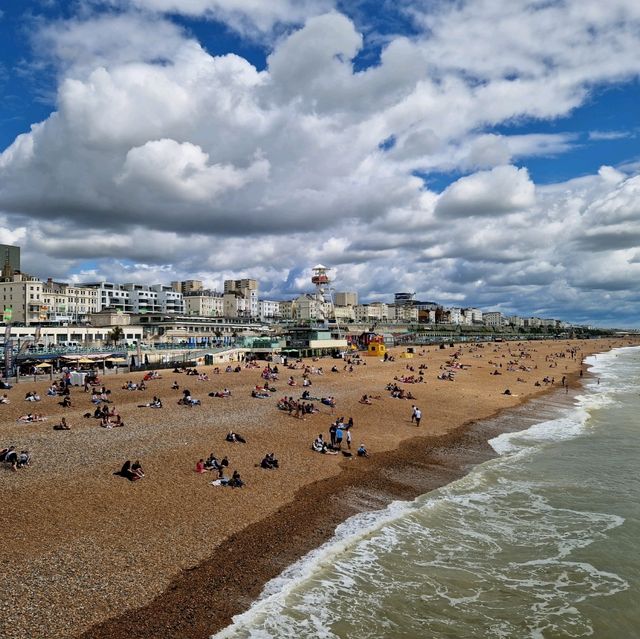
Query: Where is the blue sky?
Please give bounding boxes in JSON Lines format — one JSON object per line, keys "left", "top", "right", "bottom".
{"left": 1, "top": 1, "right": 640, "bottom": 326}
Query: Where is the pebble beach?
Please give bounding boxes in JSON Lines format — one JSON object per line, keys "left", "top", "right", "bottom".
{"left": 0, "top": 338, "right": 632, "bottom": 639}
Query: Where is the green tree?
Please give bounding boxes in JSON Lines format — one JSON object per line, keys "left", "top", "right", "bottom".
{"left": 109, "top": 326, "right": 125, "bottom": 344}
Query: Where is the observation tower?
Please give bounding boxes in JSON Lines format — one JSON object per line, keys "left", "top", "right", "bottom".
{"left": 311, "top": 264, "right": 336, "bottom": 326}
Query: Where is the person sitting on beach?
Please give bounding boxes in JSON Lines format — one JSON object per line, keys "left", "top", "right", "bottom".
{"left": 138, "top": 396, "right": 162, "bottom": 408}
{"left": 171, "top": 380, "right": 180, "bottom": 390}
{"left": 357, "top": 443, "right": 369, "bottom": 458}
{"left": 1, "top": 446, "right": 18, "bottom": 470}
{"left": 228, "top": 470, "right": 244, "bottom": 488}
{"left": 115, "top": 460, "right": 139, "bottom": 481}
{"left": 260, "top": 452, "right": 279, "bottom": 469}
{"left": 195, "top": 458, "right": 207, "bottom": 474}
{"left": 0, "top": 379, "right": 12, "bottom": 390}
{"left": 129, "top": 460, "right": 144, "bottom": 478}
{"left": 359, "top": 394, "right": 372, "bottom": 405}
{"left": 60, "top": 396, "right": 72, "bottom": 408}
{"left": 25, "top": 391, "right": 41, "bottom": 402}
{"left": 251, "top": 389, "right": 270, "bottom": 399}
{"left": 321, "top": 396, "right": 336, "bottom": 407}
{"left": 138, "top": 380, "right": 147, "bottom": 391}
{"left": 0, "top": 394, "right": 9, "bottom": 404}
{"left": 205, "top": 453, "right": 228, "bottom": 477}
{"left": 312, "top": 434, "right": 325, "bottom": 452}
{"left": 91, "top": 391, "right": 101, "bottom": 404}
{"left": 47, "top": 385, "right": 58, "bottom": 396}
{"left": 14, "top": 450, "right": 30, "bottom": 468}
{"left": 503, "top": 388, "right": 512, "bottom": 395}
{"left": 226, "top": 431, "right": 246, "bottom": 444}
{"left": 53, "top": 417, "right": 71, "bottom": 430}
{"left": 178, "top": 390, "right": 200, "bottom": 406}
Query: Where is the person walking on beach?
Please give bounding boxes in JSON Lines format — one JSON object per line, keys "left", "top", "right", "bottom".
{"left": 335, "top": 423, "right": 344, "bottom": 450}
{"left": 411, "top": 405, "right": 417, "bottom": 423}
{"left": 329, "top": 422, "right": 337, "bottom": 448}
{"left": 414, "top": 407, "right": 422, "bottom": 427}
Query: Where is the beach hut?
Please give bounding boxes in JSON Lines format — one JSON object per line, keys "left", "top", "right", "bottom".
{"left": 366, "top": 340, "right": 386, "bottom": 357}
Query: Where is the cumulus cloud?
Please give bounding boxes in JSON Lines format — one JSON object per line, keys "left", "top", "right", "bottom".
{"left": 435, "top": 166, "right": 536, "bottom": 218}
{"left": 1, "top": 2, "right": 640, "bottom": 325}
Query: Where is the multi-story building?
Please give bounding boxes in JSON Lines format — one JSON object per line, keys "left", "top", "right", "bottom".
{"left": 0, "top": 244, "right": 20, "bottom": 274}
{"left": 354, "top": 303, "right": 389, "bottom": 323}
{"left": 463, "top": 308, "right": 483, "bottom": 324}
{"left": 150, "top": 284, "right": 184, "bottom": 314}
{"left": 389, "top": 304, "right": 419, "bottom": 323}
{"left": 278, "top": 300, "right": 295, "bottom": 321}
{"left": 333, "top": 305, "right": 355, "bottom": 323}
{"left": 171, "top": 280, "right": 203, "bottom": 295}
{"left": 484, "top": 311, "right": 505, "bottom": 327}
{"left": 0, "top": 273, "right": 45, "bottom": 325}
{"left": 79, "top": 282, "right": 133, "bottom": 313}
{"left": 224, "top": 279, "right": 258, "bottom": 318}
{"left": 508, "top": 315, "right": 525, "bottom": 328}
{"left": 184, "top": 290, "right": 224, "bottom": 317}
{"left": 394, "top": 292, "right": 415, "bottom": 306}
{"left": 335, "top": 291, "right": 358, "bottom": 307}
{"left": 258, "top": 300, "right": 281, "bottom": 322}
{"left": 41, "top": 280, "right": 100, "bottom": 323}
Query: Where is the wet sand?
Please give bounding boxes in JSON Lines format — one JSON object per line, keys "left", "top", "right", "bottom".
{"left": 0, "top": 338, "right": 631, "bottom": 639}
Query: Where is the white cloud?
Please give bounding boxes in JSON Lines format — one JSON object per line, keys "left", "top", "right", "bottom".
{"left": 102, "top": 0, "right": 334, "bottom": 35}
{"left": 1, "top": 3, "right": 640, "bottom": 324}
{"left": 436, "top": 166, "right": 536, "bottom": 218}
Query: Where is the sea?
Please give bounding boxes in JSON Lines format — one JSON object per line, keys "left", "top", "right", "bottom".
{"left": 212, "top": 346, "right": 640, "bottom": 639}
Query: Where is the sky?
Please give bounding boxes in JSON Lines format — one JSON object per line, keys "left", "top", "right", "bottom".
{"left": 0, "top": 1, "right": 639, "bottom": 327}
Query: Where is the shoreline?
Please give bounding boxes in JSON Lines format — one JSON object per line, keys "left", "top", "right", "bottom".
{"left": 1, "top": 338, "right": 631, "bottom": 639}
{"left": 79, "top": 370, "right": 585, "bottom": 639}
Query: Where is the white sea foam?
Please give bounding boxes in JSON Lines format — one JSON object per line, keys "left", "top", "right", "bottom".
{"left": 210, "top": 498, "right": 422, "bottom": 639}
{"left": 212, "top": 346, "right": 639, "bottom": 639}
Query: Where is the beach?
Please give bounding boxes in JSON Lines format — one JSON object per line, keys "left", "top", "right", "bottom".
{"left": 0, "top": 338, "right": 632, "bottom": 639}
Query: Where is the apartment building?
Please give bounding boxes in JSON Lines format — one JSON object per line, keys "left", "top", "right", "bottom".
{"left": 483, "top": 311, "right": 505, "bottom": 327}
{"left": 0, "top": 273, "right": 45, "bottom": 325}
{"left": 224, "top": 279, "right": 258, "bottom": 318}
{"left": 258, "top": 299, "right": 281, "bottom": 322}
{"left": 171, "top": 279, "right": 203, "bottom": 295}
{"left": 335, "top": 291, "right": 358, "bottom": 307}
{"left": 184, "top": 290, "right": 224, "bottom": 317}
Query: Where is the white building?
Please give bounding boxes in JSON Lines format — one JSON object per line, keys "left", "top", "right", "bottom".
{"left": 483, "top": 311, "right": 505, "bottom": 327}
{"left": 184, "top": 291, "right": 224, "bottom": 317}
{"left": 507, "top": 315, "right": 525, "bottom": 328}
{"left": 79, "top": 282, "right": 133, "bottom": 313}
{"left": 463, "top": 307, "right": 483, "bottom": 324}
{"left": 389, "top": 304, "right": 419, "bottom": 323}
{"left": 259, "top": 300, "right": 281, "bottom": 322}
{"left": 150, "top": 284, "right": 184, "bottom": 314}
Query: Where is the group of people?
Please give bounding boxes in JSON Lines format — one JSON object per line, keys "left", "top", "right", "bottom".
{"left": 1, "top": 446, "right": 31, "bottom": 470}
{"left": 115, "top": 460, "right": 144, "bottom": 481}
{"left": 277, "top": 396, "right": 318, "bottom": 417}
{"left": 195, "top": 453, "right": 230, "bottom": 476}
{"left": 386, "top": 383, "right": 415, "bottom": 400}
{"left": 259, "top": 452, "right": 279, "bottom": 469}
